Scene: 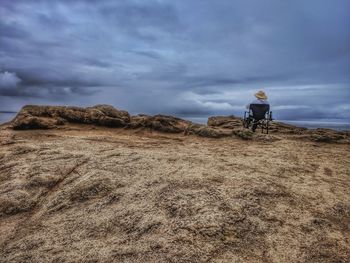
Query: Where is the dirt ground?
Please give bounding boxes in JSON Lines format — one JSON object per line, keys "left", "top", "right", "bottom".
{"left": 0, "top": 124, "right": 349, "bottom": 263}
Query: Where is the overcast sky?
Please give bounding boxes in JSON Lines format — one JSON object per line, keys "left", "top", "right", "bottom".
{"left": 1, "top": 0, "right": 349, "bottom": 121}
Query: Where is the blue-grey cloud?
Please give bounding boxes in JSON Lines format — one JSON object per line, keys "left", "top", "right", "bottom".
{"left": 0, "top": 0, "right": 349, "bottom": 122}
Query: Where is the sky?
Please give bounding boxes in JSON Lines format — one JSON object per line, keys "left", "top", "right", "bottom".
{"left": 1, "top": 0, "right": 350, "bottom": 121}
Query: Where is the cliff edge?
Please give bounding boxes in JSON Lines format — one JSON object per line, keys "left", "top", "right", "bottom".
{"left": 8, "top": 104, "right": 350, "bottom": 143}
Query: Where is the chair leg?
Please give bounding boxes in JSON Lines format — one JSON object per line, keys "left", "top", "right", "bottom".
{"left": 245, "top": 118, "right": 250, "bottom": 128}
{"left": 252, "top": 121, "right": 258, "bottom": 132}
{"left": 244, "top": 117, "right": 252, "bottom": 129}
{"left": 267, "top": 122, "right": 269, "bottom": 134}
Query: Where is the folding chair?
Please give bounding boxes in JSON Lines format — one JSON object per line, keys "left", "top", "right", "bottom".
{"left": 243, "top": 104, "right": 272, "bottom": 133}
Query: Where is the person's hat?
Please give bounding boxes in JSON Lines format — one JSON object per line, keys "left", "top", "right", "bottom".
{"left": 254, "top": 90, "right": 268, "bottom": 100}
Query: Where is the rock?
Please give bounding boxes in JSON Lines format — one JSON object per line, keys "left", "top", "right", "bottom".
{"left": 129, "top": 115, "right": 235, "bottom": 138}
{"left": 207, "top": 115, "right": 243, "bottom": 129}
{"left": 9, "top": 106, "right": 349, "bottom": 143}
{"left": 150, "top": 115, "right": 192, "bottom": 133}
{"left": 129, "top": 114, "right": 192, "bottom": 133}
{"left": 268, "top": 122, "right": 307, "bottom": 134}
{"left": 128, "top": 114, "right": 151, "bottom": 129}
{"left": 85, "top": 105, "right": 130, "bottom": 127}
{"left": 188, "top": 124, "right": 233, "bottom": 138}
{"left": 12, "top": 105, "right": 131, "bottom": 130}
{"left": 12, "top": 116, "right": 61, "bottom": 130}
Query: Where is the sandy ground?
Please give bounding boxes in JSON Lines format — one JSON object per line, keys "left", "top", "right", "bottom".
{"left": 0, "top": 125, "right": 349, "bottom": 263}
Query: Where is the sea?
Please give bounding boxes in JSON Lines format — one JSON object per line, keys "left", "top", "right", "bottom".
{"left": 1, "top": 112, "right": 349, "bottom": 131}
{"left": 181, "top": 117, "right": 350, "bottom": 131}
{"left": 0, "top": 112, "right": 17, "bottom": 124}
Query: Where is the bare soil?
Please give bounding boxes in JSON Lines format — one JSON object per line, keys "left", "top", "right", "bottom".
{"left": 0, "top": 124, "right": 349, "bottom": 263}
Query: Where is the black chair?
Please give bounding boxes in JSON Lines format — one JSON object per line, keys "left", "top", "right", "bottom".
{"left": 243, "top": 104, "right": 272, "bottom": 133}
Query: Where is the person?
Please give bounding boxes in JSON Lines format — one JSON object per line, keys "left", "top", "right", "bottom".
{"left": 245, "top": 90, "right": 270, "bottom": 132}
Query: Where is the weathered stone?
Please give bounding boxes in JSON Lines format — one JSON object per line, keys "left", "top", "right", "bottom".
{"left": 207, "top": 115, "right": 243, "bottom": 129}
{"left": 13, "top": 116, "right": 59, "bottom": 130}
{"left": 129, "top": 114, "right": 192, "bottom": 133}
{"left": 12, "top": 105, "right": 131, "bottom": 129}
{"left": 9, "top": 106, "right": 349, "bottom": 143}
{"left": 188, "top": 124, "right": 233, "bottom": 138}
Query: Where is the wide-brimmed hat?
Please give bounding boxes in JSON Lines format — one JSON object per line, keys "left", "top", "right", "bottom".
{"left": 254, "top": 90, "right": 268, "bottom": 100}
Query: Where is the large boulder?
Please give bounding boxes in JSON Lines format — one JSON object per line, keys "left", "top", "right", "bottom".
{"left": 129, "top": 115, "right": 235, "bottom": 138}
{"left": 129, "top": 114, "right": 192, "bottom": 133}
{"left": 268, "top": 121, "right": 307, "bottom": 134}
{"left": 85, "top": 105, "right": 130, "bottom": 127}
{"left": 187, "top": 124, "right": 233, "bottom": 138}
{"left": 12, "top": 105, "right": 131, "bottom": 130}
{"left": 11, "top": 116, "right": 61, "bottom": 130}
{"left": 207, "top": 115, "right": 243, "bottom": 129}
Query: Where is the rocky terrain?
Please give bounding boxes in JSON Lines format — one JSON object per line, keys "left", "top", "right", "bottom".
{"left": 9, "top": 105, "right": 350, "bottom": 143}
{"left": 0, "top": 105, "right": 349, "bottom": 262}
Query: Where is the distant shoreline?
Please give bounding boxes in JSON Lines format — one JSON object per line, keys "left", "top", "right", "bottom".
{"left": 0, "top": 111, "right": 17, "bottom": 114}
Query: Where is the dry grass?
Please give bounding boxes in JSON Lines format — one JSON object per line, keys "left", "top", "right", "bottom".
{"left": 0, "top": 124, "right": 349, "bottom": 263}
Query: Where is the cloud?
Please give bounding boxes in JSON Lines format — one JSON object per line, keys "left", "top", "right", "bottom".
{"left": 0, "top": 71, "right": 21, "bottom": 88}
{"left": 0, "top": 70, "right": 98, "bottom": 98}
{"left": 0, "top": 0, "right": 349, "bottom": 122}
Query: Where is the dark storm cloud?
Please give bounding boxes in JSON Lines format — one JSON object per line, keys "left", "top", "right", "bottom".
{"left": 130, "top": 50, "right": 162, "bottom": 60}
{"left": 0, "top": 0, "right": 349, "bottom": 121}
{"left": 178, "top": 74, "right": 292, "bottom": 91}
{"left": 0, "top": 85, "right": 97, "bottom": 98}
{"left": 13, "top": 71, "right": 102, "bottom": 88}
{"left": 0, "top": 22, "right": 29, "bottom": 39}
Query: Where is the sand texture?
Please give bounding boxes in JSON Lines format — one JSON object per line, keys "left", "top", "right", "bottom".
{"left": 0, "top": 113, "right": 350, "bottom": 262}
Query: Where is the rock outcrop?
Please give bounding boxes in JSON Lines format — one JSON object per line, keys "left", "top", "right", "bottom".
{"left": 9, "top": 105, "right": 350, "bottom": 143}
{"left": 207, "top": 115, "right": 243, "bottom": 129}
{"left": 12, "top": 105, "right": 130, "bottom": 130}
{"left": 11, "top": 105, "right": 238, "bottom": 139}
{"left": 129, "top": 114, "right": 192, "bottom": 133}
